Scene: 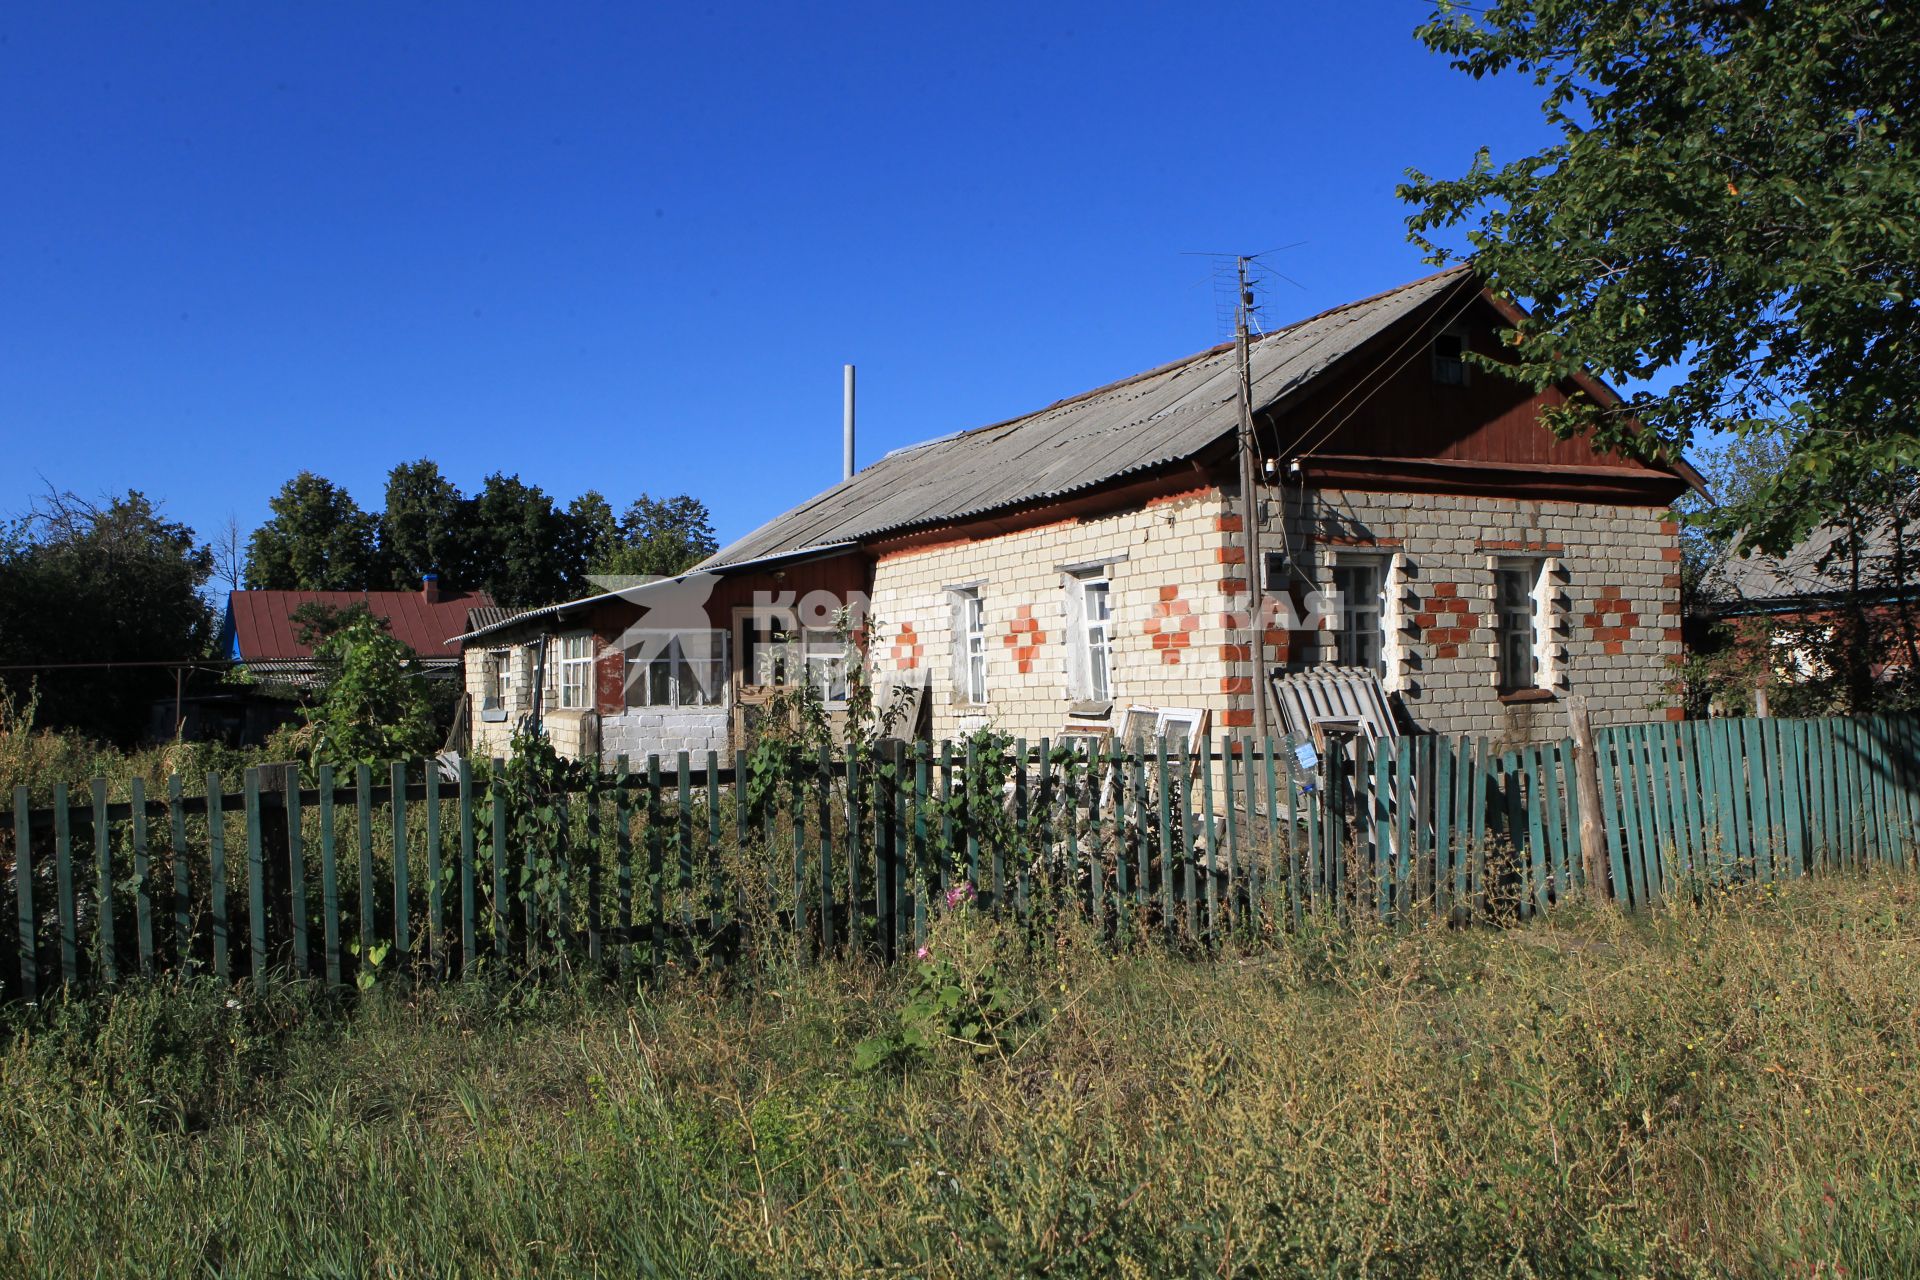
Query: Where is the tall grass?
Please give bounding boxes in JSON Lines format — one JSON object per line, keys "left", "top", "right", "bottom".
{"left": 0, "top": 687, "right": 264, "bottom": 806}
{"left": 1, "top": 874, "right": 1916, "bottom": 1277}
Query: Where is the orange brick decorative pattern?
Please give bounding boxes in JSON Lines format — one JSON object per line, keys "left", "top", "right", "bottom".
{"left": 1584, "top": 586, "right": 1639, "bottom": 655}
{"left": 1144, "top": 585, "right": 1197, "bottom": 664}
{"left": 1002, "top": 605, "right": 1046, "bottom": 674}
{"left": 1417, "top": 582, "right": 1481, "bottom": 660}
{"left": 889, "top": 622, "right": 923, "bottom": 671}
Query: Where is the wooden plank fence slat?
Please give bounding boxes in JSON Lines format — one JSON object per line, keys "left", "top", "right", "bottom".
{"left": 93, "top": 779, "right": 115, "bottom": 984}
{"left": 426, "top": 768, "right": 443, "bottom": 973}
{"left": 459, "top": 758, "right": 476, "bottom": 975}
{"left": 245, "top": 770, "right": 265, "bottom": 990}
{"left": 319, "top": 766, "right": 341, "bottom": 989}
{"left": 287, "top": 772, "right": 307, "bottom": 978}
{"left": 356, "top": 765, "right": 375, "bottom": 955}
{"left": 390, "top": 763, "right": 409, "bottom": 963}
{"left": 1596, "top": 732, "right": 1630, "bottom": 906}
{"left": 131, "top": 778, "right": 153, "bottom": 973}
{"left": 207, "top": 777, "right": 227, "bottom": 981}
{"left": 14, "top": 789, "right": 34, "bottom": 1000}
{"left": 1723, "top": 718, "right": 1747, "bottom": 883}
{"left": 492, "top": 759, "right": 509, "bottom": 960}
{"left": 169, "top": 775, "right": 189, "bottom": 961}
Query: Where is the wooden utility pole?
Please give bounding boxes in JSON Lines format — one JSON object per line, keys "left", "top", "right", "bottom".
{"left": 1235, "top": 256, "right": 1270, "bottom": 749}
{"left": 1566, "top": 695, "right": 1610, "bottom": 898}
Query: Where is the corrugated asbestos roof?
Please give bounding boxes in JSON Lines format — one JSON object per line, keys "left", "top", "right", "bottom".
{"left": 464, "top": 606, "right": 515, "bottom": 634}
{"left": 701, "top": 266, "right": 1475, "bottom": 568}
{"left": 226, "top": 589, "right": 498, "bottom": 661}
{"left": 1703, "top": 515, "right": 1916, "bottom": 613}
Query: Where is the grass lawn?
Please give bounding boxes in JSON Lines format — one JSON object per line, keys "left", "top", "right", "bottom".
{"left": 2, "top": 875, "right": 1916, "bottom": 1277}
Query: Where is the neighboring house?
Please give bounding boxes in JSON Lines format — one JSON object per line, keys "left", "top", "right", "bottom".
{"left": 1697, "top": 513, "right": 1920, "bottom": 706}
{"left": 201, "top": 576, "right": 496, "bottom": 743}
{"left": 458, "top": 265, "right": 1700, "bottom": 764}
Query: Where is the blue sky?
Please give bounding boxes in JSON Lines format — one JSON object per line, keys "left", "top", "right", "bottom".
{"left": 0, "top": 2, "right": 1555, "bottom": 559}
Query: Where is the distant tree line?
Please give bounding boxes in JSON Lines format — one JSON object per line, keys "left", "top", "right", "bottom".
{"left": 246, "top": 461, "right": 717, "bottom": 607}
{"left": 0, "top": 465, "right": 717, "bottom": 745}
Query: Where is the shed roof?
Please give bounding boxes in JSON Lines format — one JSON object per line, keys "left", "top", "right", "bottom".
{"left": 225, "top": 588, "right": 497, "bottom": 662}
{"left": 702, "top": 266, "right": 1478, "bottom": 567}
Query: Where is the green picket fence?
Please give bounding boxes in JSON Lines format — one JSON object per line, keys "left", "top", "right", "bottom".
{"left": 2, "top": 713, "right": 1917, "bottom": 1001}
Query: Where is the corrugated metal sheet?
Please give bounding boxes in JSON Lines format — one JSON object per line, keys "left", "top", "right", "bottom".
{"left": 227, "top": 589, "right": 497, "bottom": 661}
{"left": 702, "top": 267, "right": 1475, "bottom": 568}
{"left": 1270, "top": 667, "right": 1400, "bottom": 746}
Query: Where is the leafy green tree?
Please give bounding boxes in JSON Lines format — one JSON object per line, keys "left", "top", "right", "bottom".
{"left": 1401, "top": 0, "right": 1920, "bottom": 553}
{"left": 245, "top": 472, "right": 380, "bottom": 590}
{"left": 593, "top": 493, "right": 718, "bottom": 580}
{"left": 468, "top": 473, "right": 577, "bottom": 608}
{"left": 0, "top": 490, "right": 213, "bottom": 743}
{"left": 378, "top": 459, "right": 475, "bottom": 591}
{"left": 300, "top": 610, "right": 438, "bottom": 770}
{"left": 565, "top": 490, "right": 620, "bottom": 588}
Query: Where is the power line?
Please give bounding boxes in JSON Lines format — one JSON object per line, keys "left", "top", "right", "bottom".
{"left": 1284, "top": 281, "right": 1484, "bottom": 463}
{"left": 0, "top": 658, "right": 241, "bottom": 673}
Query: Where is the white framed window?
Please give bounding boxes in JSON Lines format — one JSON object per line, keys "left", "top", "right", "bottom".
{"left": 483, "top": 648, "right": 513, "bottom": 710}
{"left": 802, "top": 628, "right": 850, "bottom": 704}
{"left": 1063, "top": 572, "right": 1113, "bottom": 702}
{"left": 950, "top": 588, "right": 988, "bottom": 705}
{"left": 739, "top": 617, "right": 850, "bottom": 705}
{"left": 557, "top": 633, "right": 594, "bottom": 710}
{"left": 1330, "top": 560, "right": 1386, "bottom": 676}
{"left": 1494, "top": 561, "right": 1542, "bottom": 691}
{"left": 627, "top": 632, "right": 728, "bottom": 708}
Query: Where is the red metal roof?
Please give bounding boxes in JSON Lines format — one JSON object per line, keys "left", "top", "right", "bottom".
{"left": 226, "top": 589, "right": 497, "bottom": 662}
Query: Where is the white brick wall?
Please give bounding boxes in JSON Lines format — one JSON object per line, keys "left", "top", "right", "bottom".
{"left": 867, "top": 488, "right": 1242, "bottom": 745}
{"left": 1259, "top": 486, "right": 1681, "bottom": 742}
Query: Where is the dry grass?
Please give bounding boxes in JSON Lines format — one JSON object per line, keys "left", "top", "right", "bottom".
{"left": 1, "top": 874, "right": 1916, "bottom": 1277}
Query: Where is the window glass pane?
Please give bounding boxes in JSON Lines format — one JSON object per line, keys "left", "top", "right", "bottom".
{"left": 1083, "top": 579, "right": 1112, "bottom": 700}
{"left": 1495, "top": 564, "right": 1539, "bottom": 688}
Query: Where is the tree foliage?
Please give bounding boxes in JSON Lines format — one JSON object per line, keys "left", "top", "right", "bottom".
{"left": 240, "top": 462, "right": 718, "bottom": 609}
{"left": 468, "top": 472, "right": 580, "bottom": 608}
{"left": 592, "top": 493, "right": 718, "bottom": 580}
{"left": 1401, "top": 0, "right": 1920, "bottom": 553}
{"left": 245, "top": 472, "right": 380, "bottom": 591}
{"left": 297, "top": 609, "right": 438, "bottom": 770}
{"left": 0, "top": 491, "right": 213, "bottom": 743}
{"left": 378, "top": 459, "right": 471, "bottom": 591}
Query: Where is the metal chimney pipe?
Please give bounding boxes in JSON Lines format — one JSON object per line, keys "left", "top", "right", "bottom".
{"left": 842, "top": 363, "right": 856, "bottom": 482}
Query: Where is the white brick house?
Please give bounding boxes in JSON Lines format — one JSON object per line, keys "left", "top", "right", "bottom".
{"left": 458, "top": 266, "right": 1699, "bottom": 762}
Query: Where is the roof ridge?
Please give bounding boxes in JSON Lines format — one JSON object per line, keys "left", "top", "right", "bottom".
{"left": 898, "top": 263, "right": 1478, "bottom": 451}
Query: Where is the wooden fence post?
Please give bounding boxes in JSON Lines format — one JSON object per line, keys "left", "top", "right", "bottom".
{"left": 1567, "top": 696, "right": 1611, "bottom": 901}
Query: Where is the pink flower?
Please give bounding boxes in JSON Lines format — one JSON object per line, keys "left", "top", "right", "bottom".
{"left": 944, "top": 882, "right": 976, "bottom": 910}
{"left": 915, "top": 945, "right": 931, "bottom": 960}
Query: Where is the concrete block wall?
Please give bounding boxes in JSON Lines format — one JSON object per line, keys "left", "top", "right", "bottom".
{"left": 1257, "top": 485, "right": 1682, "bottom": 744}
{"left": 600, "top": 707, "right": 730, "bottom": 765}
{"left": 866, "top": 487, "right": 1242, "bottom": 745}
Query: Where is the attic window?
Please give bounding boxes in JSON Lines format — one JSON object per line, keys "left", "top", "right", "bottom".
{"left": 1432, "top": 329, "right": 1468, "bottom": 386}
